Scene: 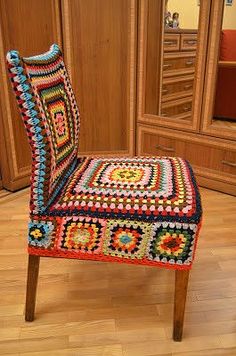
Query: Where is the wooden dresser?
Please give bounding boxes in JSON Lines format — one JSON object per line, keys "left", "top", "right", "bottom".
{"left": 137, "top": 0, "right": 236, "bottom": 196}
{"left": 161, "top": 29, "right": 198, "bottom": 121}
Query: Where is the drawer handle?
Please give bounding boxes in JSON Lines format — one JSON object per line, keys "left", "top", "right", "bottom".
{"left": 156, "top": 144, "right": 175, "bottom": 152}
{"left": 221, "top": 160, "right": 236, "bottom": 168}
{"left": 161, "top": 112, "right": 168, "bottom": 117}
{"left": 184, "top": 84, "right": 192, "bottom": 90}
{"left": 163, "top": 63, "right": 172, "bottom": 69}
{"left": 185, "top": 60, "right": 194, "bottom": 66}
{"left": 183, "top": 106, "right": 191, "bottom": 112}
{"left": 162, "top": 88, "right": 169, "bottom": 94}
{"left": 164, "top": 40, "right": 176, "bottom": 45}
{"left": 185, "top": 40, "right": 197, "bottom": 45}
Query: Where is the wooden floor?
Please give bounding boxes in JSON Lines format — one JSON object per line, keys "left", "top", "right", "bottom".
{"left": 0, "top": 187, "right": 236, "bottom": 355}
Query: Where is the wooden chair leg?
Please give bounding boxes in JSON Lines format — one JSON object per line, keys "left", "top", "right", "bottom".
{"left": 25, "top": 254, "right": 40, "bottom": 322}
{"left": 173, "top": 269, "right": 190, "bottom": 341}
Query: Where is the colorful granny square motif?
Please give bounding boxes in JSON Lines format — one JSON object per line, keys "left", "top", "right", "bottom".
{"left": 57, "top": 216, "right": 106, "bottom": 253}
{"left": 147, "top": 222, "right": 197, "bottom": 266}
{"left": 28, "top": 220, "right": 55, "bottom": 248}
{"left": 51, "top": 156, "right": 200, "bottom": 223}
{"left": 103, "top": 220, "right": 151, "bottom": 259}
{"left": 67, "top": 157, "right": 172, "bottom": 196}
{"left": 39, "top": 83, "right": 74, "bottom": 163}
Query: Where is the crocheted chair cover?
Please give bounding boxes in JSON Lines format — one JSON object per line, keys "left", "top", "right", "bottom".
{"left": 7, "top": 44, "right": 202, "bottom": 270}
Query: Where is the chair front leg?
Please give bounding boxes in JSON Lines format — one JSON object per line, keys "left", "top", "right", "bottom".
{"left": 25, "top": 254, "right": 40, "bottom": 321}
{"left": 173, "top": 269, "right": 190, "bottom": 341}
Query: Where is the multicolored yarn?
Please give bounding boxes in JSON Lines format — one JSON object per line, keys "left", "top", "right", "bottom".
{"left": 6, "top": 44, "right": 202, "bottom": 270}
{"left": 6, "top": 44, "right": 80, "bottom": 214}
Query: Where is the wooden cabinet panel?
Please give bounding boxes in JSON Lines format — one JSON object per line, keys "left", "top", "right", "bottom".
{"left": 137, "top": 125, "right": 236, "bottom": 195}
{"left": 180, "top": 34, "right": 198, "bottom": 51}
{"left": 221, "top": 152, "right": 236, "bottom": 175}
{"left": 161, "top": 97, "right": 192, "bottom": 119}
{"left": 163, "top": 53, "right": 196, "bottom": 77}
{"left": 0, "top": 0, "right": 62, "bottom": 191}
{"left": 162, "top": 75, "right": 194, "bottom": 102}
{"left": 163, "top": 34, "right": 180, "bottom": 52}
{"left": 61, "top": 0, "right": 136, "bottom": 154}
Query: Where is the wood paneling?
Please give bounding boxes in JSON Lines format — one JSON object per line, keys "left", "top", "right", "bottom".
{"left": 61, "top": 0, "right": 136, "bottom": 155}
{"left": 0, "top": 0, "right": 62, "bottom": 191}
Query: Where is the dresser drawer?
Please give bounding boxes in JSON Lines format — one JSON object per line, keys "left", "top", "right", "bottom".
{"left": 163, "top": 54, "right": 196, "bottom": 77}
{"left": 161, "top": 97, "right": 192, "bottom": 118}
{"left": 138, "top": 127, "right": 236, "bottom": 179}
{"left": 162, "top": 76, "right": 194, "bottom": 101}
{"left": 181, "top": 34, "right": 198, "bottom": 51}
{"left": 163, "top": 34, "right": 180, "bottom": 52}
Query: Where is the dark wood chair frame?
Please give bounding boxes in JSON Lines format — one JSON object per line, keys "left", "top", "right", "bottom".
{"left": 25, "top": 254, "right": 190, "bottom": 341}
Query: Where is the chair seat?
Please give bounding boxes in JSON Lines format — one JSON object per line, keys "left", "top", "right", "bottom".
{"left": 28, "top": 156, "right": 202, "bottom": 270}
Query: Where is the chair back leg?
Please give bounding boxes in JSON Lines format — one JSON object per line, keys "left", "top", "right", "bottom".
{"left": 25, "top": 255, "right": 40, "bottom": 321}
{"left": 173, "top": 269, "right": 190, "bottom": 341}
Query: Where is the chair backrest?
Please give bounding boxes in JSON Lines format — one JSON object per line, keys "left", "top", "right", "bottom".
{"left": 6, "top": 44, "right": 80, "bottom": 214}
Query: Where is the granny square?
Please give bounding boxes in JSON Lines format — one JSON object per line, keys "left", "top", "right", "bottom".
{"left": 28, "top": 219, "right": 56, "bottom": 249}
{"left": 51, "top": 156, "right": 201, "bottom": 224}
{"left": 147, "top": 222, "right": 197, "bottom": 266}
{"left": 103, "top": 219, "right": 151, "bottom": 259}
{"left": 56, "top": 216, "right": 106, "bottom": 254}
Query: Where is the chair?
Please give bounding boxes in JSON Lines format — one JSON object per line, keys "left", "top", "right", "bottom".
{"left": 6, "top": 44, "right": 202, "bottom": 341}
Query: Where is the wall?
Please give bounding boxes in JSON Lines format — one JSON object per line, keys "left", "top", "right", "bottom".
{"left": 167, "top": 0, "right": 199, "bottom": 29}
{"left": 223, "top": 3, "right": 236, "bottom": 29}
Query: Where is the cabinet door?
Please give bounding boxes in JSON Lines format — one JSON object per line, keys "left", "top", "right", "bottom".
{"left": 0, "top": 0, "right": 62, "bottom": 191}
{"left": 137, "top": 0, "right": 211, "bottom": 132}
{"left": 61, "top": 0, "right": 136, "bottom": 155}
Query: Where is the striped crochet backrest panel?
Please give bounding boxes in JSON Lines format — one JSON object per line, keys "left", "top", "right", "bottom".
{"left": 6, "top": 44, "right": 80, "bottom": 214}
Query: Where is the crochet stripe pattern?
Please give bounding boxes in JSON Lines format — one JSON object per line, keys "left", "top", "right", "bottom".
{"left": 6, "top": 44, "right": 80, "bottom": 214}
{"left": 6, "top": 44, "right": 202, "bottom": 270}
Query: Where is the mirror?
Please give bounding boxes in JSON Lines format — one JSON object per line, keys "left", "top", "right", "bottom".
{"left": 144, "top": 0, "right": 200, "bottom": 121}
{"left": 213, "top": 1, "right": 236, "bottom": 125}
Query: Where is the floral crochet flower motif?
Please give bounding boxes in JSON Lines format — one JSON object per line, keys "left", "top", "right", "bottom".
{"left": 28, "top": 221, "right": 54, "bottom": 248}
